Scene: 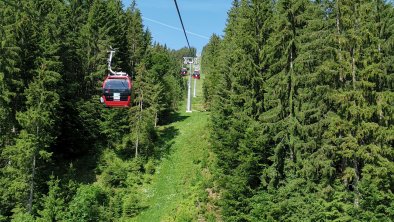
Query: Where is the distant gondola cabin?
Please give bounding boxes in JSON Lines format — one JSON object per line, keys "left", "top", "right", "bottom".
{"left": 193, "top": 70, "right": 200, "bottom": 79}
{"left": 180, "top": 68, "right": 188, "bottom": 77}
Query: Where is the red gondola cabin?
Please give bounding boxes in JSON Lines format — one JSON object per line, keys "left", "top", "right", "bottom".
{"left": 180, "top": 68, "right": 188, "bottom": 77}
{"left": 101, "top": 50, "right": 132, "bottom": 108}
{"left": 193, "top": 70, "right": 200, "bottom": 79}
{"left": 101, "top": 75, "right": 132, "bottom": 107}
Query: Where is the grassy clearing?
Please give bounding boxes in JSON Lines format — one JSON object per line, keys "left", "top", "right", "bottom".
{"left": 131, "top": 74, "right": 213, "bottom": 221}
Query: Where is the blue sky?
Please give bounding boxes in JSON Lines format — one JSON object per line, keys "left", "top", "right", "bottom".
{"left": 122, "top": 0, "right": 233, "bottom": 54}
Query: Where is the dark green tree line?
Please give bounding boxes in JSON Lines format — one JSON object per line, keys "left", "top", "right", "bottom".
{"left": 203, "top": 0, "right": 394, "bottom": 221}
{"left": 0, "top": 0, "right": 186, "bottom": 220}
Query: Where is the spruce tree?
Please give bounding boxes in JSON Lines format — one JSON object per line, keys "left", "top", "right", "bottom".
{"left": 125, "top": 0, "right": 147, "bottom": 75}
{"left": 201, "top": 34, "right": 222, "bottom": 108}
{"left": 0, "top": 1, "right": 20, "bottom": 148}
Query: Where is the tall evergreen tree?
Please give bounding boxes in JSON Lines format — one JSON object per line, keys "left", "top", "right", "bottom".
{"left": 201, "top": 34, "right": 222, "bottom": 108}
{"left": 125, "top": 0, "right": 147, "bottom": 75}
{"left": 0, "top": 1, "right": 20, "bottom": 148}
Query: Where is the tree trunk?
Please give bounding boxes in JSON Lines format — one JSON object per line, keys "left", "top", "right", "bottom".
{"left": 353, "top": 159, "right": 360, "bottom": 207}
{"left": 155, "top": 112, "right": 158, "bottom": 128}
{"left": 28, "top": 153, "right": 35, "bottom": 213}
{"left": 135, "top": 125, "right": 139, "bottom": 158}
{"left": 28, "top": 125, "right": 39, "bottom": 212}
{"left": 336, "top": 1, "right": 344, "bottom": 82}
{"left": 289, "top": 48, "right": 295, "bottom": 118}
{"left": 135, "top": 82, "right": 143, "bottom": 158}
{"left": 351, "top": 47, "right": 356, "bottom": 90}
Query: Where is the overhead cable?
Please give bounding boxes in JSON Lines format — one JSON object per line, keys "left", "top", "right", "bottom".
{"left": 173, "top": 0, "right": 192, "bottom": 51}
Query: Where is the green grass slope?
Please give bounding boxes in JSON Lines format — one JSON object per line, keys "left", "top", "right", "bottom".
{"left": 131, "top": 74, "right": 214, "bottom": 221}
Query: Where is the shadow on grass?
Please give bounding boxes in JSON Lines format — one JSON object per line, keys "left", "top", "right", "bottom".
{"left": 153, "top": 125, "right": 178, "bottom": 160}
{"left": 159, "top": 111, "right": 189, "bottom": 125}
{"left": 153, "top": 111, "right": 190, "bottom": 159}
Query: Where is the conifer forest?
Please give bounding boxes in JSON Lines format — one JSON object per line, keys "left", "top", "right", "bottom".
{"left": 0, "top": 0, "right": 393, "bottom": 221}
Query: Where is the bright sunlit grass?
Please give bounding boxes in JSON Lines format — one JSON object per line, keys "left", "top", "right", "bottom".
{"left": 131, "top": 73, "right": 209, "bottom": 221}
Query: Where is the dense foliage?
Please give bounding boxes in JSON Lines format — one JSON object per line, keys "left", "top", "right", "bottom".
{"left": 2, "top": 0, "right": 393, "bottom": 221}
{"left": 202, "top": 0, "right": 394, "bottom": 221}
{"left": 0, "top": 0, "right": 192, "bottom": 221}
